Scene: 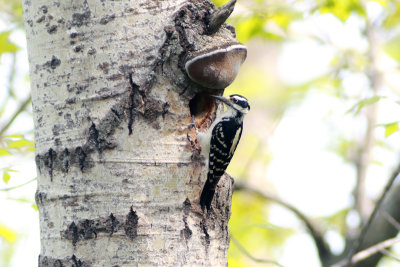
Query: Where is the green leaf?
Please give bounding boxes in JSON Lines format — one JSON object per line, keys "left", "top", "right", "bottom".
{"left": 7, "top": 139, "right": 34, "bottom": 149}
{"left": 318, "top": 0, "right": 365, "bottom": 22}
{"left": 0, "top": 149, "right": 11, "bottom": 156}
{"left": 4, "top": 134, "right": 24, "bottom": 139}
{"left": 384, "top": 35, "right": 400, "bottom": 61}
{"left": 4, "top": 168, "right": 18, "bottom": 173}
{"left": 347, "top": 96, "right": 384, "bottom": 115}
{"left": 371, "top": 0, "right": 388, "bottom": 6}
{"left": 3, "top": 172, "right": 11, "bottom": 184}
{"left": 384, "top": 2, "right": 400, "bottom": 28}
{"left": 211, "top": 0, "right": 226, "bottom": 7}
{"left": 234, "top": 15, "right": 284, "bottom": 43}
{"left": 321, "top": 208, "right": 349, "bottom": 235}
{"left": 0, "top": 31, "right": 18, "bottom": 55}
{"left": 6, "top": 197, "right": 32, "bottom": 203}
{"left": 0, "top": 224, "right": 16, "bottom": 243}
{"left": 384, "top": 122, "right": 399, "bottom": 137}
{"left": 32, "top": 204, "right": 38, "bottom": 211}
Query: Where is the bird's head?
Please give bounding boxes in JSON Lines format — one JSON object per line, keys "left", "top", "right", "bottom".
{"left": 211, "top": 94, "right": 250, "bottom": 114}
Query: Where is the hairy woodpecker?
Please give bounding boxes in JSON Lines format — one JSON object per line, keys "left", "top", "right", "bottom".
{"left": 193, "top": 94, "right": 250, "bottom": 210}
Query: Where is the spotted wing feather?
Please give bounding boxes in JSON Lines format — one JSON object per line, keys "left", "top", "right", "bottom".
{"left": 200, "top": 118, "right": 243, "bottom": 210}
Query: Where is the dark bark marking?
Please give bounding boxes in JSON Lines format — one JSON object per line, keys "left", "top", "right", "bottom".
{"left": 127, "top": 72, "right": 169, "bottom": 132}
{"left": 75, "top": 146, "right": 87, "bottom": 172}
{"left": 108, "top": 213, "right": 119, "bottom": 236}
{"left": 43, "top": 148, "right": 56, "bottom": 181}
{"left": 40, "top": 5, "right": 48, "bottom": 14}
{"left": 35, "top": 190, "right": 46, "bottom": 205}
{"left": 88, "top": 123, "right": 100, "bottom": 152}
{"left": 124, "top": 206, "right": 139, "bottom": 240}
{"left": 87, "top": 48, "right": 96, "bottom": 55}
{"left": 200, "top": 218, "right": 210, "bottom": 250}
{"left": 67, "top": 84, "right": 88, "bottom": 94}
{"left": 71, "top": 11, "right": 91, "bottom": 27}
{"left": 43, "top": 56, "right": 61, "bottom": 70}
{"left": 74, "top": 45, "right": 84, "bottom": 52}
{"left": 80, "top": 219, "right": 97, "bottom": 239}
{"left": 35, "top": 102, "right": 124, "bottom": 174}
{"left": 99, "top": 14, "right": 116, "bottom": 25}
{"left": 181, "top": 198, "right": 192, "bottom": 241}
{"left": 106, "top": 73, "right": 123, "bottom": 81}
{"left": 111, "top": 108, "right": 121, "bottom": 120}
{"left": 35, "top": 154, "right": 42, "bottom": 173}
{"left": 61, "top": 148, "right": 70, "bottom": 173}
{"left": 62, "top": 215, "right": 123, "bottom": 245}
{"left": 182, "top": 223, "right": 192, "bottom": 240}
{"left": 128, "top": 74, "right": 139, "bottom": 135}
{"left": 39, "top": 254, "right": 90, "bottom": 267}
{"left": 39, "top": 254, "right": 89, "bottom": 267}
{"left": 64, "top": 222, "right": 79, "bottom": 247}
{"left": 36, "top": 15, "right": 45, "bottom": 23}
{"left": 98, "top": 62, "right": 110, "bottom": 74}
{"left": 47, "top": 24, "right": 58, "bottom": 34}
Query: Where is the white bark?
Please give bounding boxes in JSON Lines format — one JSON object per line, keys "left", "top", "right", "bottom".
{"left": 23, "top": 0, "right": 238, "bottom": 266}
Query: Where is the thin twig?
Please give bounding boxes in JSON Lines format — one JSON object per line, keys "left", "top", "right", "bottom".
{"left": 352, "top": 237, "right": 400, "bottom": 264}
{"left": 381, "top": 210, "right": 400, "bottom": 230}
{"left": 354, "top": 12, "right": 381, "bottom": 221}
{"left": 0, "top": 95, "right": 32, "bottom": 136}
{"left": 231, "top": 235, "right": 284, "bottom": 267}
{"left": 8, "top": 53, "right": 18, "bottom": 100}
{"left": 0, "top": 53, "right": 17, "bottom": 117}
{"left": 332, "top": 237, "right": 400, "bottom": 267}
{"left": 380, "top": 249, "right": 400, "bottom": 262}
{"left": 344, "top": 162, "right": 400, "bottom": 265}
{"left": 0, "top": 177, "right": 37, "bottom": 191}
{"left": 234, "top": 182, "right": 331, "bottom": 261}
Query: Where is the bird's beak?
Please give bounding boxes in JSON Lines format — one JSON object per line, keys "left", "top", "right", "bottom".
{"left": 210, "top": 95, "right": 231, "bottom": 106}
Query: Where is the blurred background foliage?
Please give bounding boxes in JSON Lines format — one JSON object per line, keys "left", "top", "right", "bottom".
{"left": 1, "top": 0, "right": 400, "bottom": 266}
{"left": 213, "top": 0, "right": 400, "bottom": 266}
{"left": 0, "top": 0, "right": 35, "bottom": 265}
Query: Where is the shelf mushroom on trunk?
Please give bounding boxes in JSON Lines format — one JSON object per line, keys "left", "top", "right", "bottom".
{"left": 185, "top": 43, "right": 247, "bottom": 89}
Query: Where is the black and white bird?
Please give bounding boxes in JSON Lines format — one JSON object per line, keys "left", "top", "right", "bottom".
{"left": 193, "top": 94, "right": 250, "bottom": 210}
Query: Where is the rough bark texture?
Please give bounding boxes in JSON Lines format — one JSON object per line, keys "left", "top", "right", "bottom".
{"left": 23, "top": 0, "right": 238, "bottom": 265}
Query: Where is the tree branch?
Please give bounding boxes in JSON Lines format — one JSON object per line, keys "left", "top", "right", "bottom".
{"left": 231, "top": 235, "right": 284, "bottom": 267}
{"left": 381, "top": 210, "right": 400, "bottom": 230}
{"left": 344, "top": 162, "right": 400, "bottom": 266}
{"left": 354, "top": 13, "right": 381, "bottom": 221}
{"left": 0, "top": 177, "right": 37, "bottom": 191}
{"left": 333, "top": 237, "right": 400, "bottom": 267}
{"left": 380, "top": 249, "right": 400, "bottom": 262}
{"left": 0, "top": 95, "right": 31, "bottom": 136}
{"left": 234, "top": 181, "right": 332, "bottom": 262}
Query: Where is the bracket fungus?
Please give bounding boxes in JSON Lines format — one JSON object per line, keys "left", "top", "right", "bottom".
{"left": 185, "top": 44, "right": 247, "bottom": 89}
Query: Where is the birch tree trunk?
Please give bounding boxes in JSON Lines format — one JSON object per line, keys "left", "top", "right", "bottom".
{"left": 23, "top": 0, "right": 241, "bottom": 265}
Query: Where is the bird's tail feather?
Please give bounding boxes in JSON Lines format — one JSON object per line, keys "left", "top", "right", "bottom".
{"left": 200, "top": 179, "right": 216, "bottom": 211}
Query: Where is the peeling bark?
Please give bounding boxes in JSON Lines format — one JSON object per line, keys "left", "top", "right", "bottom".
{"left": 24, "top": 0, "right": 238, "bottom": 265}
